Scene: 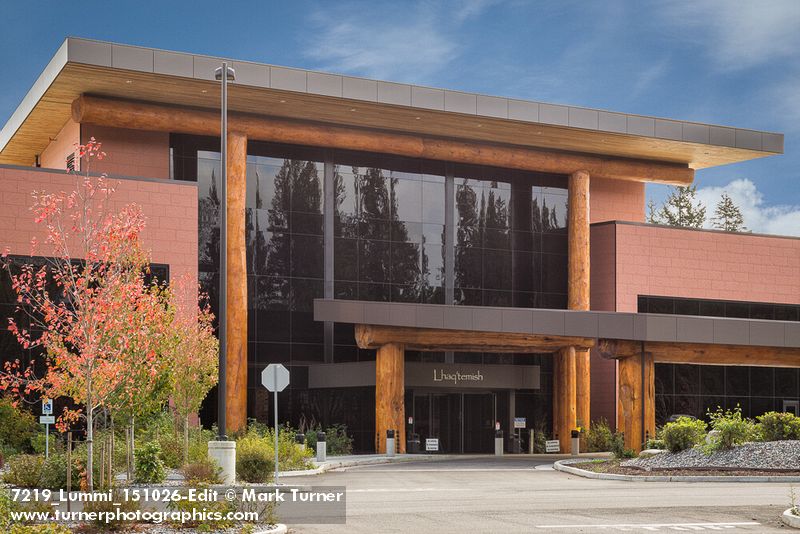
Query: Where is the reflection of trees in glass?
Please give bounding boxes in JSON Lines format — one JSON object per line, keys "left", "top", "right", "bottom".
{"left": 256, "top": 159, "right": 322, "bottom": 308}
{"left": 198, "top": 167, "right": 220, "bottom": 270}
{"left": 334, "top": 166, "right": 429, "bottom": 300}
{"left": 454, "top": 180, "right": 510, "bottom": 292}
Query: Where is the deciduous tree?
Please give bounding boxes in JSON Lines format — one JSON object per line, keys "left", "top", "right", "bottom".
{"left": 0, "top": 139, "right": 171, "bottom": 490}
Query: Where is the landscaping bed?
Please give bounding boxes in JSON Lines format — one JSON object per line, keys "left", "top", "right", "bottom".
{"left": 625, "top": 440, "right": 800, "bottom": 471}
{"left": 571, "top": 440, "right": 800, "bottom": 477}
{"left": 572, "top": 458, "right": 800, "bottom": 477}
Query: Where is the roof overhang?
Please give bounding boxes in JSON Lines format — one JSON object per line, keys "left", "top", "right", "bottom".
{"left": 0, "top": 37, "right": 784, "bottom": 171}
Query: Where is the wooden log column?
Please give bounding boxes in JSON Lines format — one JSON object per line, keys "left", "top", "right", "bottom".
{"left": 617, "top": 351, "right": 655, "bottom": 453}
{"left": 554, "top": 346, "right": 577, "bottom": 452}
{"left": 568, "top": 170, "right": 591, "bottom": 435}
{"left": 375, "top": 343, "right": 405, "bottom": 454}
{"left": 226, "top": 130, "right": 248, "bottom": 434}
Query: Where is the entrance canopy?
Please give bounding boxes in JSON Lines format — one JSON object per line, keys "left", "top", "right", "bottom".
{"left": 315, "top": 299, "right": 800, "bottom": 453}
{"left": 314, "top": 299, "right": 800, "bottom": 350}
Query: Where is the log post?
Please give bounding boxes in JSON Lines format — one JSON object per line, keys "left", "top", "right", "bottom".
{"left": 226, "top": 130, "right": 248, "bottom": 434}
{"left": 375, "top": 343, "right": 405, "bottom": 454}
{"left": 568, "top": 170, "right": 591, "bottom": 435}
{"left": 554, "top": 346, "right": 577, "bottom": 453}
{"left": 617, "top": 351, "right": 655, "bottom": 453}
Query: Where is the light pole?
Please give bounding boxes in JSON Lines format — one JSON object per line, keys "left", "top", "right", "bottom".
{"left": 214, "top": 62, "right": 235, "bottom": 441}
{"left": 208, "top": 62, "right": 238, "bottom": 485}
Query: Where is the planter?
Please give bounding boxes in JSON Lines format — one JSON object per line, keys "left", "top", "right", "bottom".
{"left": 782, "top": 509, "right": 800, "bottom": 529}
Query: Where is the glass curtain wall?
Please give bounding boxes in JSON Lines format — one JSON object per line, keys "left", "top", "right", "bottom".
{"left": 172, "top": 135, "right": 568, "bottom": 449}
{"left": 638, "top": 295, "right": 800, "bottom": 423}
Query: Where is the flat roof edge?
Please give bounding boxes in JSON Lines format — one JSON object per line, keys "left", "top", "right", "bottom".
{"left": 2, "top": 37, "right": 783, "bottom": 158}
{"left": 0, "top": 39, "right": 69, "bottom": 156}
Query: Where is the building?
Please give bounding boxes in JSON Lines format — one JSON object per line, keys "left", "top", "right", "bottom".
{"left": 1, "top": 38, "right": 797, "bottom": 454}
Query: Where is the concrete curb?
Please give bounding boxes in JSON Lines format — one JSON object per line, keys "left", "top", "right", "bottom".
{"left": 279, "top": 454, "right": 445, "bottom": 477}
{"left": 554, "top": 459, "right": 800, "bottom": 483}
{"left": 254, "top": 524, "right": 288, "bottom": 534}
{"left": 783, "top": 509, "right": 800, "bottom": 529}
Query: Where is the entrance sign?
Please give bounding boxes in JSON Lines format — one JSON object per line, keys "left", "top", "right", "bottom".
{"left": 42, "top": 398, "right": 53, "bottom": 415}
{"left": 425, "top": 438, "right": 439, "bottom": 452}
{"left": 545, "top": 440, "right": 560, "bottom": 453}
{"left": 514, "top": 417, "right": 526, "bottom": 429}
{"left": 261, "top": 364, "right": 290, "bottom": 484}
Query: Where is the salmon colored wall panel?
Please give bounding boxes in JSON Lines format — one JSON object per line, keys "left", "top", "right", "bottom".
{"left": 40, "top": 119, "right": 80, "bottom": 171}
{"left": 614, "top": 223, "right": 800, "bottom": 312}
{"left": 590, "top": 177, "right": 644, "bottom": 224}
{"left": 0, "top": 167, "right": 198, "bottom": 312}
{"left": 81, "top": 125, "right": 170, "bottom": 180}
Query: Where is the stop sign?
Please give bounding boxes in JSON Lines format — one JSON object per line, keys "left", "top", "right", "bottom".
{"left": 261, "top": 363, "right": 290, "bottom": 392}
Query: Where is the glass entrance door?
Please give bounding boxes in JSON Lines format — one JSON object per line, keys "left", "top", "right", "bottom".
{"left": 412, "top": 392, "right": 495, "bottom": 453}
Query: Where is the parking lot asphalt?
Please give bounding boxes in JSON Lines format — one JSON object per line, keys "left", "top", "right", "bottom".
{"left": 287, "top": 456, "right": 792, "bottom": 533}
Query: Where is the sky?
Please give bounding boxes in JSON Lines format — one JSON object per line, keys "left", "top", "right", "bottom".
{"left": 1, "top": 0, "right": 799, "bottom": 235}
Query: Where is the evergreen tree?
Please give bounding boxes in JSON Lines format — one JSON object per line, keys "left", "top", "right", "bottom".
{"left": 647, "top": 199, "right": 659, "bottom": 224}
{"left": 653, "top": 185, "right": 706, "bottom": 228}
{"left": 711, "top": 193, "right": 747, "bottom": 232}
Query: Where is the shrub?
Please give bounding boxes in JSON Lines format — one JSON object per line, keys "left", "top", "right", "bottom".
{"left": 661, "top": 416, "right": 707, "bottom": 452}
{"left": 757, "top": 412, "right": 800, "bottom": 441}
{"left": 644, "top": 438, "right": 666, "bottom": 450}
{"left": 305, "top": 424, "right": 354, "bottom": 456}
{"left": 181, "top": 457, "right": 222, "bottom": 485}
{"left": 704, "top": 406, "right": 756, "bottom": 453}
{"left": 158, "top": 433, "right": 184, "bottom": 469}
{"left": 83, "top": 489, "right": 139, "bottom": 530}
{"left": 586, "top": 418, "right": 613, "bottom": 452}
{"left": 0, "top": 399, "right": 39, "bottom": 454}
{"left": 236, "top": 434, "right": 275, "bottom": 483}
{"left": 168, "top": 488, "right": 235, "bottom": 530}
{"left": 134, "top": 441, "right": 166, "bottom": 483}
{"left": 3, "top": 454, "right": 44, "bottom": 487}
{"left": 39, "top": 453, "right": 81, "bottom": 490}
{"left": 610, "top": 432, "right": 635, "bottom": 459}
{"left": 187, "top": 427, "right": 216, "bottom": 464}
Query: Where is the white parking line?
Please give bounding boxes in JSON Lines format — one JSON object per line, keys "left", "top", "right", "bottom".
{"left": 534, "top": 522, "right": 760, "bottom": 531}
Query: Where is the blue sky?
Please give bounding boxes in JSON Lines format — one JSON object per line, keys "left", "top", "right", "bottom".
{"left": 1, "top": 0, "right": 799, "bottom": 234}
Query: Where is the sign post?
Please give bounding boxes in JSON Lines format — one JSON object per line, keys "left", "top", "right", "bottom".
{"left": 261, "top": 364, "right": 290, "bottom": 485}
{"left": 41, "top": 399, "right": 53, "bottom": 459}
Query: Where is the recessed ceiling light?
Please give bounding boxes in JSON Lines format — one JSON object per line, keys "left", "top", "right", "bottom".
{"left": 125, "top": 80, "right": 132, "bottom": 84}
{"left": 279, "top": 100, "right": 286, "bottom": 103}
{"left": 349, "top": 108, "right": 356, "bottom": 112}
{"left": 477, "top": 123, "right": 483, "bottom": 128}
{"left": 201, "top": 89, "right": 208, "bottom": 94}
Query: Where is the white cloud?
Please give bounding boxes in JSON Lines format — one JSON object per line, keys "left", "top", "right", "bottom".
{"left": 631, "top": 57, "right": 670, "bottom": 98}
{"left": 661, "top": 0, "right": 800, "bottom": 71}
{"left": 304, "top": 1, "right": 498, "bottom": 83}
{"left": 695, "top": 179, "right": 800, "bottom": 237}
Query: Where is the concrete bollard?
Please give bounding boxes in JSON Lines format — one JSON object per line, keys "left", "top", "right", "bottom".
{"left": 316, "top": 431, "right": 327, "bottom": 463}
{"left": 295, "top": 433, "right": 306, "bottom": 452}
{"left": 494, "top": 430, "right": 504, "bottom": 456}
{"left": 208, "top": 440, "right": 236, "bottom": 484}
{"left": 571, "top": 429, "right": 580, "bottom": 456}
{"left": 386, "top": 429, "right": 395, "bottom": 457}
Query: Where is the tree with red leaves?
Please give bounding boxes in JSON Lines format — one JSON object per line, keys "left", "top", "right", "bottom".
{"left": 0, "top": 139, "right": 172, "bottom": 491}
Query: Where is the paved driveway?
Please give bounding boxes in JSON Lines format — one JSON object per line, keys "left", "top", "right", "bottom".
{"left": 288, "top": 456, "right": 791, "bottom": 533}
